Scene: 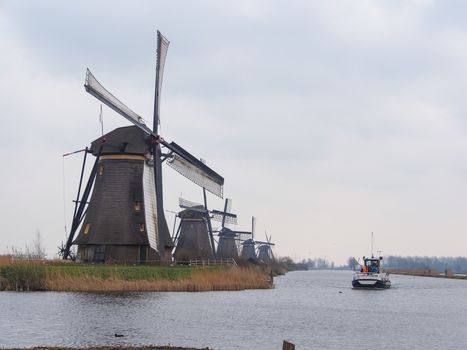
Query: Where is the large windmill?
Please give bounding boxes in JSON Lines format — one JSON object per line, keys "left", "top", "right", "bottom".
{"left": 62, "top": 31, "right": 224, "bottom": 263}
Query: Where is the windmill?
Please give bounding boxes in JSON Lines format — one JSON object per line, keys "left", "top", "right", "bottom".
{"left": 173, "top": 194, "right": 237, "bottom": 260}
{"left": 62, "top": 31, "right": 224, "bottom": 263}
{"left": 240, "top": 217, "right": 257, "bottom": 260}
{"left": 257, "top": 233, "right": 275, "bottom": 264}
{"left": 215, "top": 199, "right": 252, "bottom": 259}
{"left": 172, "top": 197, "right": 214, "bottom": 261}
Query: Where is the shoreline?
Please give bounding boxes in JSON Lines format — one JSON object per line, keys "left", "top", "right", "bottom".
{"left": 385, "top": 269, "right": 467, "bottom": 280}
{"left": 2, "top": 347, "right": 211, "bottom": 350}
{"left": 0, "top": 263, "right": 273, "bottom": 292}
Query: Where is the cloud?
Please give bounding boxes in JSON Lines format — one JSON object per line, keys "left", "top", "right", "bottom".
{"left": 2, "top": 1, "right": 467, "bottom": 263}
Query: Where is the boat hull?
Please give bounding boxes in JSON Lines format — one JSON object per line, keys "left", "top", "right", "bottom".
{"left": 352, "top": 279, "right": 391, "bottom": 289}
{"left": 352, "top": 272, "right": 391, "bottom": 289}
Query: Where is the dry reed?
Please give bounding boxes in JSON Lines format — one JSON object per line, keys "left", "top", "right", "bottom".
{"left": 44, "top": 267, "right": 271, "bottom": 292}
{"left": 0, "top": 255, "right": 12, "bottom": 266}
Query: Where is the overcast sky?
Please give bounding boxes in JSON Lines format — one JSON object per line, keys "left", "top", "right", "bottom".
{"left": 1, "top": 0, "right": 467, "bottom": 264}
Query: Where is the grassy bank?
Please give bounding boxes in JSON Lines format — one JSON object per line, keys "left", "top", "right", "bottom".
{"left": 0, "top": 261, "right": 272, "bottom": 292}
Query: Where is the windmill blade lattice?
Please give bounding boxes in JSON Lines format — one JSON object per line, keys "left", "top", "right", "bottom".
{"left": 167, "top": 151, "right": 223, "bottom": 197}
{"left": 85, "top": 69, "right": 152, "bottom": 135}
{"left": 154, "top": 31, "right": 169, "bottom": 127}
{"left": 179, "top": 197, "right": 205, "bottom": 210}
{"left": 211, "top": 210, "right": 237, "bottom": 225}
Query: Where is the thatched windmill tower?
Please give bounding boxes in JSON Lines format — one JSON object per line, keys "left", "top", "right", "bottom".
{"left": 61, "top": 32, "right": 224, "bottom": 263}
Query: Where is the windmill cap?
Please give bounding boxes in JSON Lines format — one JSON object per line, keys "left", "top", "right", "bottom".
{"left": 90, "top": 126, "right": 149, "bottom": 156}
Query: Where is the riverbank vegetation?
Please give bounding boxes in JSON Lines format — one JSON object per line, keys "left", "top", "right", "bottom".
{"left": 384, "top": 268, "right": 467, "bottom": 279}
{"left": 0, "top": 259, "right": 272, "bottom": 292}
{"left": 274, "top": 256, "right": 339, "bottom": 271}
{"left": 382, "top": 256, "right": 467, "bottom": 273}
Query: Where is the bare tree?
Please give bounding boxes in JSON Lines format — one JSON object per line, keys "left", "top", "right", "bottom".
{"left": 347, "top": 257, "right": 359, "bottom": 270}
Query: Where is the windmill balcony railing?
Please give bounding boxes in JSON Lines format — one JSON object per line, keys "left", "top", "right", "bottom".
{"left": 173, "top": 258, "right": 237, "bottom": 267}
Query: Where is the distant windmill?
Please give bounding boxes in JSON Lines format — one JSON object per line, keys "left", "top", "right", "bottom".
{"left": 174, "top": 194, "right": 236, "bottom": 260}
{"left": 215, "top": 199, "right": 252, "bottom": 260}
{"left": 240, "top": 217, "right": 257, "bottom": 260}
{"left": 257, "top": 232, "right": 275, "bottom": 264}
{"left": 172, "top": 207, "right": 214, "bottom": 261}
{"left": 172, "top": 196, "right": 214, "bottom": 260}
{"left": 62, "top": 31, "right": 224, "bottom": 263}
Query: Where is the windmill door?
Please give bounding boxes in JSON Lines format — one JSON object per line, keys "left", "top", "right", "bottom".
{"left": 139, "top": 246, "right": 148, "bottom": 263}
{"left": 92, "top": 245, "right": 106, "bottom": 263}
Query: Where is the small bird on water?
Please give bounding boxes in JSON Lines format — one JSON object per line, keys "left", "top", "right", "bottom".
{"left": 114, "top": 333, "right": 124, "bottom": 337}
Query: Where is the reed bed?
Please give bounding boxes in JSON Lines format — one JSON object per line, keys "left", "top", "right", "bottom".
{"left": 45, "top": 267, "right": 271, "bottom": 292}
{"left": 0, "top": 255, "right": 13, "bottom": 266}
{"left": 0, "top": 262, "right": 272, "bottom": 292}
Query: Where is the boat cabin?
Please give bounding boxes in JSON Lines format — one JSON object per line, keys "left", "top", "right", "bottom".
{"left": 361, "top": 256, "right": 383, "bottom": 273}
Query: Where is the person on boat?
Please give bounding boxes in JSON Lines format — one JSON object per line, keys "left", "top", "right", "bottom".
{"left": 362, "top": 265, "right": 367, "bottom": 273}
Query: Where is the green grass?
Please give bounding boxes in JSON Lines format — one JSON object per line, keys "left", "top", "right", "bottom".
{"left": 44, "top": 264, "right": 218, "bottom": 280}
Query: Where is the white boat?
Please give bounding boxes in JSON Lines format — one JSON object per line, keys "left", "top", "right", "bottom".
{"left": 352, "top": 256, "right": 391, "bottom": 289}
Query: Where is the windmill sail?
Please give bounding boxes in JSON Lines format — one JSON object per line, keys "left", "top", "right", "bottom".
{"left": 167, "top": 142, "right": 224, "bottom": 198}
{"left": 179, "top": 197, "right": 204, "bottom": 209}
{"left": 154, "top": 31, "right": 169, "bottom": 128}
{"left": 168, "top": 154, "right": 223, "bottom": 197}
{"left": 210, "top": 210, "right": 237, "bottom": 225}
{"left": 143, "top": 162, "right": 159, "bottom": 252}
{"left": 85, "top": 69, "right": 153, "bottom": 135}
{"left": 252, "top": 216, "right": 256, "bottom": 239}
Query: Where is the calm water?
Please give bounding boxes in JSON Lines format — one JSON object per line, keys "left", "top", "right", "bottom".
{"left": 1, "top": 270, "right": 467, "bottom": 349}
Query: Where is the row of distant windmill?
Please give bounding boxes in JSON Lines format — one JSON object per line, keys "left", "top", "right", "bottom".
{"left": 60, "top": 31, "right": 275, "bottom": 265}
{"left": 173, "top": 197, "right": 274, "bottom": 263}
